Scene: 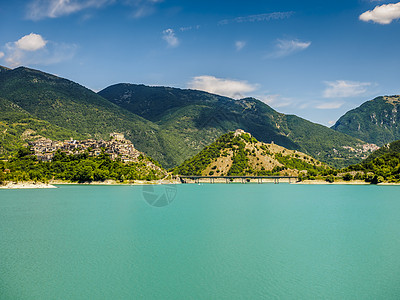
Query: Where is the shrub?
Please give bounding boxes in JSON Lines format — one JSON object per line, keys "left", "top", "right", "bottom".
{"left": 343, "top": 173, "right": 353, "bottom": 181}
{"left": 325, "top": 175, "right": 335, "bottom": 183}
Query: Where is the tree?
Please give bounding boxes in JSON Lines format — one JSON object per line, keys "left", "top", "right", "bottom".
{"left": 343, "top": 173, "right": 353, "bottom": 181}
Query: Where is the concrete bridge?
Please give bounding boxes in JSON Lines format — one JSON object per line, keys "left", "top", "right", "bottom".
{"left": 179, "top": 175, "right": 298, "bottom": 184}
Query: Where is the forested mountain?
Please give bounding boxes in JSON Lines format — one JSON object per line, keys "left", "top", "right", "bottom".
{"left": 172, "top": 130, "right": 329, "bottom": 176}
{"left": 0, "top": 66, "right": 166, "bottom": 163}
{"left": 0, "top": 65, "right": 376, "bottom": 168}
{"left": 0, "top": 96, "right": 82, "bottom": 156}
{"left": 99, "top": 83, "right": 373, "bottom": 168}
{"left": 332, "top": 96, "right": 400, "bottom": 145}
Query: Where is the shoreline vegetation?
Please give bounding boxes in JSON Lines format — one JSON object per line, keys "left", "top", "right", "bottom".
{"left": 0, "top": 178, "right": 181, "bottom": 189}
{"left": 2, "top": 178, "right": 400, "bottom": 189}
{"left": 2, "top": 131, "right": 400, "bottom": 189}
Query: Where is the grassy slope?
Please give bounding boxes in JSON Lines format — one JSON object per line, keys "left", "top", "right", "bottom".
{"left": 173, "top": 131, "right": 328, "bottom": 176}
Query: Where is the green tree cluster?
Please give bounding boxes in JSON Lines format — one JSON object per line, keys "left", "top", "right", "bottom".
{"left": 1, "top": 148, "right": 166, "bottom": 183}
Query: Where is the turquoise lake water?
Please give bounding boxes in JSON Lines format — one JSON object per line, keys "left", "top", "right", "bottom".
{"left": 1, "top": 184, "right": 400, "bottom": 299}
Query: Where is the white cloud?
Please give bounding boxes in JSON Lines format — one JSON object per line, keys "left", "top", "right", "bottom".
{"left": 259, "top": 94, "right": 293, "bottom": 108}
{"left": 128, "top": 0, "right": 163, "bottom": 18}
{"left": 323, "top": 80, "right": 371, "bottom": 98}
{"left": 219, "top": 12, "right": 294, "bottom": 25}
{"left": 15, "top": 33, "right": 47, "bottom": 51}
{"left": 0, "top": 52, "right": 4, "bottom": 59}
{"left": 360, "top": 2, "right": 400, "bottom": 24}
{"left": 235, "top": 41, "right": 246, "bottom": 51}
{"left": 162, "top": 29, "right": 179, "bottom": 47}
{"left": 188, "top": 76, "right": 258, "bottom": 99}
{"left": 26, "top": 0, "right": 113, "bottom": 20}
{"left": 179, "top": 25, "right": 200, "bottom": 32}
{"left": 2, "top": 34, "right": 77, "bottom": 67}
{"left": 268, "top": 39, "right": 311, "bottom": 58}
{"left": 26, "top": 0, "right": 162, "bottom": 20}
{"left": 315, "top": 102, "right": 344, "bottom": 109}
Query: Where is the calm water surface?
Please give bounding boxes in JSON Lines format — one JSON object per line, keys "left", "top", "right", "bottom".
{"left": 1, "top": 184, "right": 400, "bottom": 299}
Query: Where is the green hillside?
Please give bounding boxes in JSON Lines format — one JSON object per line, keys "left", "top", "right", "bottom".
{"left": 363, "top": 140, "right": 400, "bottom": 163}
{"left": 172, "top": 130, "right": 329, "bottom": 176}
{"left": 0, "top": 66, "right": 166, "bottom": 164}
{"left": 0, "top": 66, "right": 378, "bottom": 169}
{"left": 345, "top": 140, "right": 400, "bottom": 183}
{"left": 99, "top": 83, "right": 373, "bottom": 168}
{"left": 332, "top": 96, "right": 400, "bottom": 145}
{"left": 0, "top": 97, "right": 83, "bottom": 157}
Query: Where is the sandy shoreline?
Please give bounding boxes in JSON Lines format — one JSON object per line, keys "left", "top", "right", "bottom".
{"left": 49, "top": 179, "right": 181, "bottom": 186}
{"left": 0, "top": 179, "right": 181, "bottom": 189}
{"left": 0, "top": 182, "right": 58, "bottom": 189}
{"left": 2, "top": 179, "right": 399, "bottom": 189}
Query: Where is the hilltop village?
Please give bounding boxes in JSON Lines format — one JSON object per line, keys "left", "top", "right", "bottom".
{"left": 29, "top": 133, "right": 142, "bottom": 163}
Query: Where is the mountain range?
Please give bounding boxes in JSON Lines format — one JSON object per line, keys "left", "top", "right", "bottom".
{"left": 0, "top": 65, "right": 390, "bottom": 169}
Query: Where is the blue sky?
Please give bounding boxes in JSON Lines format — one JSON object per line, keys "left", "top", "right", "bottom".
{"left": 1, "top": 0, "right": 400, "bottom": 125}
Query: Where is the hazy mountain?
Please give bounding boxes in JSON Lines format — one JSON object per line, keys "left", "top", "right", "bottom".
{"left": 332, "top": 96, "right": 400, "bottom": 145}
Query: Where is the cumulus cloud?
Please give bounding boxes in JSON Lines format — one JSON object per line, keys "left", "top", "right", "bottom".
{"left": 360, "top": 2, "right": 400, "bottom": 24}
{"left": 0, "top": 52, "right": 4, "bottom": 59}
{"left": 162, "top": 29, "right": 179, "bottom": 47}
{"left": 188, "top": 76, "right": 258, "bottom": 99}
{"left": 315, "top": 102, "right": 344, "bottom": 109}
{"left": 235, "top": 41, "right": 246, "bottom": 51}
{"left": 323, "top": 80, "right": 371, "bottom": 98}
{"left": 15, "top": 33, "right": 47, "bottom": 51}
{"left": 219, "top": 12, "right": 294, "bottom": 25}
{"left": 2, "top": 33, "right": 76, "bottom": 67}
{"left": 268, "top": 39, "right": 311, "bottom": 58}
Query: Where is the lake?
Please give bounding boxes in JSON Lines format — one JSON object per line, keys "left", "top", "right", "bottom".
{"left": 1, "top": 184, "right": 400, "bottom": 299}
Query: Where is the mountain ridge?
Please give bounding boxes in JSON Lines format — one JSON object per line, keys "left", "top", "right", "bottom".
{"left": 0, "top": 65, "right": 376, "bottom": 168}
{"left": 99, "top": 82, "right": 373, "bottom": 168}
{"left": 332, "top": 95, "right": 400, "bottom": 145}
